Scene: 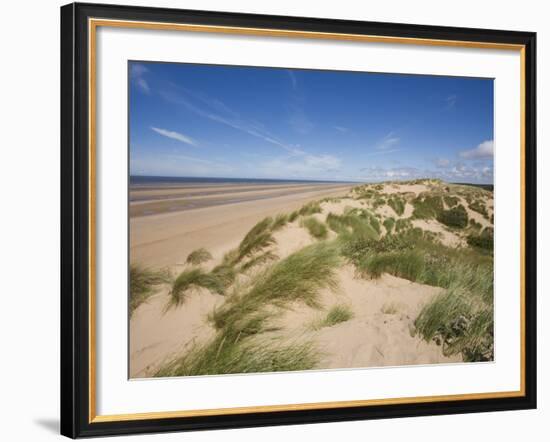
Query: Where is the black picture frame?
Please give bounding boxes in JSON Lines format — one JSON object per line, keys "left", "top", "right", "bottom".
{"left": 60, "top": 2, "right": 537, "bottom": 438}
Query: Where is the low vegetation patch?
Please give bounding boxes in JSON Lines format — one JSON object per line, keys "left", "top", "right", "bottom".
{"left": 211, "top": 242, "right": 341, "bottom": 333}
{"left": 239, "top": 250, "right": 279, "bottom": 272}
{"left": 166, "top": 268, "right": 225, "bottom": 311}
{"left": 468, "top": 200, "right": 489, "bottom": 218}
{"left": 412, "top": 195, "right": 443, "bottom": 219}
{"left": 381, "top": 303, "right": 399, "bottom": 315}
{"left": 129, "top": 264, "right": 170, "bottom": 316}
{"left": 443, "top": 195, "right": 459, "bottom": 208}
{"left": 155, "top": 334, "right": 319, "bottom": 377}
{"left": 388, "top": 197, "right": 405, "bottom": 216}
{"left": 469, "top": 218, "right": 482, "bottom": 231}
{"left": 271, "top": 213, "right": 289, "bottom": 231}
{"left": 415, "top": 285, "right": 493, "bottom": 362}
{"left": 301, "top": 216, "right": 328, "bottom": 240}
{"left": 186, "top": 248, "right": 213, "bottom": 265}
{"left": 383, "top": 217, "right": 395, "bottom": 234}
{"left": 237, "top": 217, "right": 276, "bottom": 261}
{"left": 299, "top": 201, "right": 322, "bottom": 216}
{"left": 327, "top": 210, "right": 379, "bottom": 241}
{"left": 467, "top": 227, "right": 494, "bottom": 251}
{"left": 395, "top": 218, "right": 412, "bottom": 232}
{"left": 437, "top": 204, "right": 469, "bottom": 229}
{"left": 311, "top": 304, "right": 354, "bottom": 330}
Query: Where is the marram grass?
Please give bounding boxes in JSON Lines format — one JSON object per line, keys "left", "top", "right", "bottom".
{"left": 129, "top": 264, "right": 170, "bottom": 316}
{"left": 311, "top": 304, "right": 354, "bottom": 330}
{"left": 211, "top": 241, "right": 341, "bottom": 332}
{"left": 186, "top": 248, "right": 213, "bottom": 265}
{"left": 155, "top": 335, "right": 319, "bottom": 377}
{"left": 301, "top": 216, "right": 328, "bottom": 239}
{"left": 166, "top": 268, "right": 225, "bottom": 311}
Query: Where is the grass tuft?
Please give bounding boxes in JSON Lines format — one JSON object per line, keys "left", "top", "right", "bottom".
{"left": 388, "top": 197, "right": 405, "bottom": 216}
{"left": 467, "top": 227, "right": 493, "bottom": 251}
{"left": 311, "top": 304, "right": 354, "bottom": 330}
{"left": 240, "top": 250, "right": 279, "bottom": 272}
{"left": 301, "top": 216, "right": 328, "bottom": 239}
{"left": 211, "top": 242, "right": 341, "bottom": 332}
{"left": 167, "top": 268, "right": 225, "bottom": 310}
{"left": 237, "top": 217, "right": 276, "bottom": 261}
{"left": 383, "top": 217, "right": 395, "bottom": 234}
{"left": 443, "top": 195, "right": 459, "bottom": 208}
{"left": 271, "top": 213, "right": 289, "bottom": 231}
{"left": 298, "top": 201, "right": 322, "bottom": 216}
{"left": 437, "top": 204, "right": 468, "bottom": 229}
{"left": 186, "top": 248, "right": 213, "bottom": 265}
{"left": 154, "top": 336, "right": 319, "bottom": 377}
{"left": 415, "top": 285, "right": 493, "bottom": 361}
{"left": 412, "top": 195, "right": 443, "bottom": 219}
{"left": 468, "top": 200, "right": 489, "bottom": 218}
{"left": 129, "top": 264, "right": 170, "bottom": 316}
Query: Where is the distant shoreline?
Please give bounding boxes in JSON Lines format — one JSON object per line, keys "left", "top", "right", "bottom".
{"left": 130, "top": 175, "right": 359, "bottom": 187}
{"left": 130, "top": 175, "right": 493, "bottom": 189}
{"left": 129, "top": 180, "right": 353, "bottom": 218}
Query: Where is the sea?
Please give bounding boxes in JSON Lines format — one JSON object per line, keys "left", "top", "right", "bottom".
{"left": 130, "top": 175, "right": 358, "bottom": 187}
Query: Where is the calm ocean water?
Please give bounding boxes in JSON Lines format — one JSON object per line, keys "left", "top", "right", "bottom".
{"left": 130, "top": 176, "right": 357, "bottom": 186}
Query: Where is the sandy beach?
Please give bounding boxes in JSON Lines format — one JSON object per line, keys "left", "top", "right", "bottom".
{"left": 130, "top": 182, "right": 354, "bottom": 267}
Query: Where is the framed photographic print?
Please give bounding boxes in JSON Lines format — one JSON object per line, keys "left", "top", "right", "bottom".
{"left": 60, "top": 2, "right": 537, "bottom": 438}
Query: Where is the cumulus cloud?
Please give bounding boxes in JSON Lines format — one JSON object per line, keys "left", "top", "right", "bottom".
{"left": 358, "top": 166, "right": 423, "bottom": 180}
{"left": 151, "top": 127, "right": 197, "bottom": 146}
{"left": 356, "top": 163, "right": 493, "bottom": 184}
{"left": 459, "top": 140, "right": 494, "bottom": 159}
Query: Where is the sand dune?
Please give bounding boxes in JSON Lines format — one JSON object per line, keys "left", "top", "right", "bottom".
{"left": 129, "top": 179, "right": 493, "bottom": 378}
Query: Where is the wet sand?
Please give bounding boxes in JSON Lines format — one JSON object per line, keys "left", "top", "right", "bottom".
{"left": 130, "top": 182, "right": 354, "bottom": 268}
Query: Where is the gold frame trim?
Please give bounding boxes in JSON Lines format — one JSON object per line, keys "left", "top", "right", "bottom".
{"left": 88, "top": 18, "right": 527, "bottom": 424}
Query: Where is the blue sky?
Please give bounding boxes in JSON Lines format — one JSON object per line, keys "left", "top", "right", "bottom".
{"left": 129, "top": 61, "right": 494, "bottom": 183}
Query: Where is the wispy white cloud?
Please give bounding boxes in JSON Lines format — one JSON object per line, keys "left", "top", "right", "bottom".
{"left": 159, "top": 85, "right": 343, "bottom": 179}
{"left": 151, "top": 127, "right": 197, "bottom": 146}
{"left": 364, "top": 149, "right": 402, "bottom": 157}
{"left": 130, "top": 64, "right": 150, "bottom": 94}
{"left": 259, "top": 154, "right": 341, "bottom": 179}
{"left": 288, "top": 107, "right": 314, "bottom": 135}
{"left": 446, "top": 94, "right": 457, "bottom": 109}
{"left": 459, "top": 140, "right": 494, "bottom": 159}
{"left": 334, "top": 126, "right": 349, "bottom": 133}
{"left": 287, "top": 70, "right": 298, "bottom": 90}
{"left": 435, "top": 158, "right": 451, "bottom": 168}
{"left": 375, "top": 132, "right": 400, "bottom": 150}
{"left": 160, "top": 88, "right": 304, "bottom": 155}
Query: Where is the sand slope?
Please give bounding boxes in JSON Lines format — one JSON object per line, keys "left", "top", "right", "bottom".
{"left": 268, "top": 266, "right": 460, "bottom": 368}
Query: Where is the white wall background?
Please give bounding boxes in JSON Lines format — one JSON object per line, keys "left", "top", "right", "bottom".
{"left": 0, "top": 0, "right": 546, "bottom": 440}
